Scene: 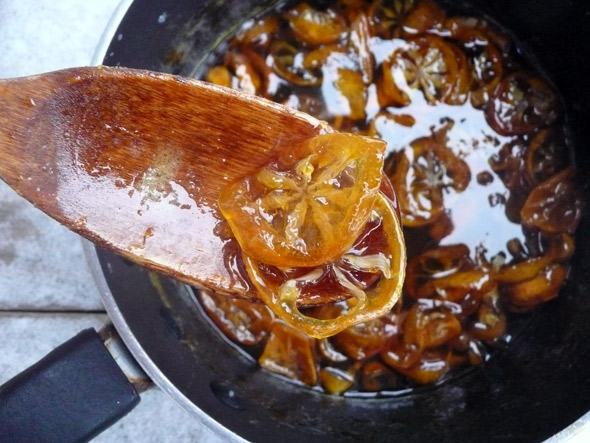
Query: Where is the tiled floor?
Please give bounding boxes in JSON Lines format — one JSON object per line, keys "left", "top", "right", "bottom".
{"left": 1, "top": 1, "right": 589, "bottom": 442}
{"left": 0, "top": 1, "right": 222, "bottom": 441}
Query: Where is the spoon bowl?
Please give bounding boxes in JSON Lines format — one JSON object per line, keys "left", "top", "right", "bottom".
{"left": 0, "top": 66, "right": 330, "bottom": 300}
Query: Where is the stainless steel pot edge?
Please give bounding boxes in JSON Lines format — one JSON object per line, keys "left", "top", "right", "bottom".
{"left": 547, "top": 412, "right": 590, "bottom": 443}
{"left": 91, "top": 0, "right": 134, "bottom": 68}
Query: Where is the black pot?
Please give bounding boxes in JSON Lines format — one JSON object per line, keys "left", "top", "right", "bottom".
{"left": 99, "top": 0, "right": 590, "bottom": 441}
{"left": 3, "top": 1, "right": 590, "bottom": 442}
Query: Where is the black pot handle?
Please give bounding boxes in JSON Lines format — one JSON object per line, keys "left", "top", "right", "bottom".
{"left": 0, "top": 328, "right": 141, "bottom": 443}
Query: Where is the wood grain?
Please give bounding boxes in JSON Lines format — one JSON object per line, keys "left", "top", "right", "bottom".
{"left": 0, "top": 66, "right": 328, "bottom": 301}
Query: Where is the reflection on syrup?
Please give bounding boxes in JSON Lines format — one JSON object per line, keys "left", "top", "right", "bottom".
{"left": 374, "top": 81, "right": 521, "bottom": 258}
{"left": 263, "top": 35, "right": 530, "bottom": 259}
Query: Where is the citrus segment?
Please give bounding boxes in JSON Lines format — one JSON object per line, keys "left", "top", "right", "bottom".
{"left": 243, "top": 193, "right": 406, "bottom": 338}
{"left": 218, "top": 133, "right": 386, "bottom": 268}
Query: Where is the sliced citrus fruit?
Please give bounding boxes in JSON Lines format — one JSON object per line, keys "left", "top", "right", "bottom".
{"left": 258, "top": 320, "right": 318, "bottom": 385}
{"left": 367, "top": 0, "right": 416, "bottom": 39}
{"left": 485, "top": 71, "right": 562, "bottom": 136}
{"left": 387, "top": 123, "right": 471, "bottom": 227}
{"left": 520, "top": 167, "right": 582, "bottom": 234}
{"left": 218, "top": 132, "right": 386, "bottom": 268}
{"left": 270, "top": 41, "right": 322, "bottom": 86}
{"left": 285, "top": 3, "right": 346, "bottom": 47}
{"left": 378, "top": 35, "right": 470, "bottom": 106}
{"left": 401, "top": 0, "right": 446, "bottom": 36}
{"left": 198, "top": 290, "right": 272, "bottom": 346}
{"left": 242, "top": 192, "right": 406, "bottom": 339}
{"left": 524, "top": 127, "right": 568, "bottom": 185}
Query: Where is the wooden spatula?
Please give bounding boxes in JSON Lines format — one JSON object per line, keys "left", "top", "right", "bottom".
{"left": 0, "top": 66, "right": 347, "bottom": 302}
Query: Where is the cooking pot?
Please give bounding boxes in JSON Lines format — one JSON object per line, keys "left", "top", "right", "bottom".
{"left": 1, "top": 0, "right": 590, "bottom": 441}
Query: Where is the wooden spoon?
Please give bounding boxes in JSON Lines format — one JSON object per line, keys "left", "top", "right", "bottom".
{"left": 0, "top": 66, "right": 335, "bottom": 303}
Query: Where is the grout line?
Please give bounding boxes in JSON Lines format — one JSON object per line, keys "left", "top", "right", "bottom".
{"left": 0, "top": 309, "right": 107, "bottom": 314}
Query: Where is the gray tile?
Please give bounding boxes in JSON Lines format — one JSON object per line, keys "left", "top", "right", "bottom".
{"left": 0, "top": 1, "right": 230, "bottom": 440}
{"left": 0, "top": 184, "right": 104, "bottom": 310}
{"left": 0, "top": 0, "right": 121, "bottom": 77}
{"left": 0, "top": 312, "right": 108, "bottom": 380}
{"left": 0, "top": 312, "right": 225, "bottom": 443}
{"left": 95, "top": 389, "right": 225, "bottom": 443}
{"left": 0, "top": 0, "right": 121, "bottom": 310}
